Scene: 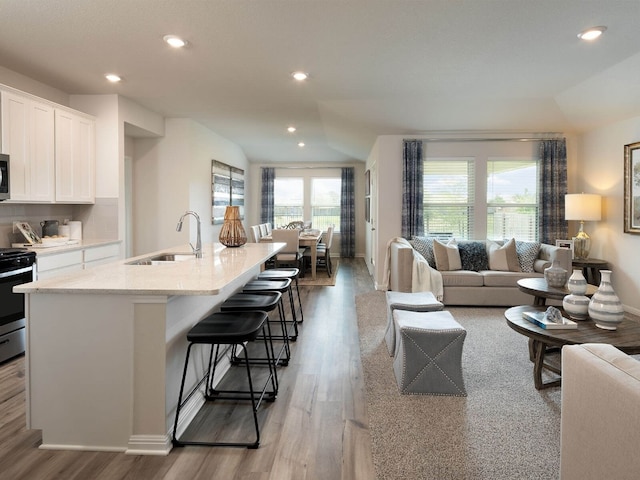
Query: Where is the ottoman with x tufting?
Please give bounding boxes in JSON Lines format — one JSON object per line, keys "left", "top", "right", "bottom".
{"left": 392, "top": 309, "right": 467, "bottom": 396}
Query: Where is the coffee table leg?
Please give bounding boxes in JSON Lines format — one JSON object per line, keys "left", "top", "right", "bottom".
{"left": 532, "top": 340, "right": 561, "bottom": 390}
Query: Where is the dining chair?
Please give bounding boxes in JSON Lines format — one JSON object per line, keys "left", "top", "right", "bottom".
{"left": 265, "top": 222, "right": 272, "bottom": 235}
{"left": 259, "top": 223, "right": 268, "bottom": 237}
{"left": 305, "top": 224, "right": 333, "bottom": 276}
{"left": 271, "top": 229, "right": 305, "bottom": 272}
{"left": 250, "top": 225, "right": 262, "bottom": 243}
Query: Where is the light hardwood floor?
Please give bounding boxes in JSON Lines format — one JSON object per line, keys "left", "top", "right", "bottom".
{"left": 0, "top": 258, "right": 376, "bottom": 480}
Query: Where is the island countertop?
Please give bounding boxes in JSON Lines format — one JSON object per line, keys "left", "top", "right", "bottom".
{"left": 14, "top": 242, "right": 284, "bottom": 296}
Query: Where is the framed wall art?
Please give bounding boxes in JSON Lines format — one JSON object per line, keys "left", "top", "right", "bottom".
{"left": 212, "top": 160, "right": 245, "bottom": 225}
{"left": 624, "top": 141, "right": 640, "bottom": 233}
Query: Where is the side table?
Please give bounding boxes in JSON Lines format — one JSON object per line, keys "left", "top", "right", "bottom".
{"left": 572, "top": 258, "right": 608, "bottom": 285}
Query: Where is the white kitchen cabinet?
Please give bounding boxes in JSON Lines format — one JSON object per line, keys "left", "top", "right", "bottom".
{"left": 55, "top": 109, "right": 95, "bottom": 203}
{"left": 1, "top": 90, "right": 55, "bottom": 202}
{"left": 36, "top": 250, "right": 83, "bottom": 280}
{"left": 83, "top": 243, "right": 120, "bottom": 269}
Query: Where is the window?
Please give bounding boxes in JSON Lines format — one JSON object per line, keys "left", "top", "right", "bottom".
{"left": 311, "top": 178, "right": 341, "bottom": 232}
{"left": 486, "top": 159, "right": 538, "bottom": 241}
{"left": 274, "top": 177, "right": 303, "bottom": 227}
{"left": 423, "top": 158, "right": 475, "bottom": 239}
{"left": 423, "top": 141, "right": 540, "bottom": 241}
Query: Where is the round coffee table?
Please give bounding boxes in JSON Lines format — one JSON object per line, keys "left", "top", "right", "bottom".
{"left": 517, "top": 277, "right": 598, "bottom": 306}
{"left": 505, "top": 305, "right": 640, "bottom": 390}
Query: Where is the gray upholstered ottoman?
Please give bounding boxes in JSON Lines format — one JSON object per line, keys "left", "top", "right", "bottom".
{"left": 393, "top": 310, "right": 467, "bottom": 396}
{"left": 385, "top": 291, "right": 444, "bottom": 355}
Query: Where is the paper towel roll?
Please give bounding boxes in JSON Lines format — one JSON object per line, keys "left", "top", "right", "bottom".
{"left": 58, "top": 225, "right": 70, "bottom": 238}
{"left": 67, "top": 221, "right": 82, "bottom": 241}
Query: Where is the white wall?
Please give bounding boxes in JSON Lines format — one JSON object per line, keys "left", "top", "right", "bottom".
{"left": 134, "top": 118, "right": 248, "bottom": 255}
{"left": 578, "top": 115, "right": 640, "bottom": 314}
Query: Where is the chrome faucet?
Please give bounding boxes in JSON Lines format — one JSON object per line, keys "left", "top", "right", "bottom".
{"left": 176, "top": 211, "right": 202, "bottom": 258}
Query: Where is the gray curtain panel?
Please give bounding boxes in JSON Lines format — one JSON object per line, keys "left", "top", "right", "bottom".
{"left": 402, "top": 139, "right": 425, "bottom": 239}
{"left": 340, "top": 167, "right": 355, "bottom": 257}
{"left": 260, "top": 167, "right": 275, "bottom": 225}
{"left": 539, "top": 139, "right": 568, "bottom": 244}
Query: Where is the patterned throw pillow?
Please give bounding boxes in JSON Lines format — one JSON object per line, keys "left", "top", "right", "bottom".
{"left": 409, "top": 236, "right": 436, "bottom": 268}
{"left": 487, "top": 238, "right": 521, "bottom": 272}
{"left": 458, "top": 241, "right": 489, "bottom": 271}
{"left": 432, "top": 238, "right": 462, "bottom": 271}
{"left": 515, "top": 241, "right": 541, "bottom": 273}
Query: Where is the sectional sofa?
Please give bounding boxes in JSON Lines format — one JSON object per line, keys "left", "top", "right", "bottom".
{"left": 387, "top": 237, "right": 572, "bottom": 306}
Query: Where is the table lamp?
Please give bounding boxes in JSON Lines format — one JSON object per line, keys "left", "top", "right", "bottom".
{"left": 565, "top": 193, "right": 602, "bottom": 259}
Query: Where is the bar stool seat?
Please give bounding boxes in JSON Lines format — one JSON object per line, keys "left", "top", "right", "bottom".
{"left": 172, "top": 311, "right": 277, "bottom": 449}
{"left": 243, "top": 279, "right": 299, "bottom": 341}
{"left": 257, "top": 267, "right": 304, "bottom": 323}
{"left": 220, "top": 292, "right": 290, "bottom": 367}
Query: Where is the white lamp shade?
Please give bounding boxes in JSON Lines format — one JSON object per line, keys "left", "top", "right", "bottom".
{"left": 565, "top": 194, "right": 602, "bottom": 221}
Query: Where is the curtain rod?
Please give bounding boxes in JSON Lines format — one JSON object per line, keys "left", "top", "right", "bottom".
{"left": 263, "top": 166, "right": 349, "bottom": 170}
{"left": 420, "top": 137, "right": 564, "bottom": 143}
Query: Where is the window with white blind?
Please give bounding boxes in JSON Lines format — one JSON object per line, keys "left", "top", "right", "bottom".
{"left": 274, "top": 177, "right": 303, "bottom": 227}
{"left": 486, "top": 159, "right": 538, "bottom": 241}
{"left": 423, "top": 158, "right": 475, "bottom": 239}
{"left": 311, "top": 177, "right": 341, "bottom": 232}
{"left": 423, "top": 141, "right": 540, "bottom": 241}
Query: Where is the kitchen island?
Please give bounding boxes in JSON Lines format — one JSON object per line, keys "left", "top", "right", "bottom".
{"left": 14, "top": 242, "right": 283, "bottom": 455}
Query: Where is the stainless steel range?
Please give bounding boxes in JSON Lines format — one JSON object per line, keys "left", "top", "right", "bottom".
{"left": 0, "top": 248, "right": 36, "bottom": 363}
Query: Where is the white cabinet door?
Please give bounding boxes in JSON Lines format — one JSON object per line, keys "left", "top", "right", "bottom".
{"left": 1, "top": 91, "right": 55, "bottom": 202}
{"left": 55, "top": 109, "right": 95, "bottom": 203}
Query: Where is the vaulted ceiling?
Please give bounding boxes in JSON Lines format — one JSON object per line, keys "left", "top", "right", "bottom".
{"left": 0, "top": 1, "right": 638, "bottom": 163}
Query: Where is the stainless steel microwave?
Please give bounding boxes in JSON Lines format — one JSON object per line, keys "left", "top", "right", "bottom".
{"left": 0, "top": 154, "right": 9, "bottom": 201}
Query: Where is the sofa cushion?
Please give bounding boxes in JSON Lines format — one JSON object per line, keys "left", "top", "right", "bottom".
{"left": 433, "top": 239, "right": 462, "bottom": 271}
{"left": 441, "top": 270, "right": 484, "bottom": 287}
{"left": 409, "top": 236, "right": 436, "bottom": 268}
{"left": 487, "top": 238, "right": 521, "bottom": 272}
{"left": 516, "top": 241, "right": 541, "bottom": 273}
{"left": 458, "top": 241, "right": 489, "bottom": 271}
{"left": 482, "top": 270, "right": 542, "bottom": 287}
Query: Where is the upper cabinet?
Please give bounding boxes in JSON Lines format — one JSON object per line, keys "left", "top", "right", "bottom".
{"left": 0, "top": 87, "right": 95, "bottom": 204}
{"left": 55, "top": 109, "right": 95, "bottom": 203}
{"left": 1, "top": 90, "right": 55, "bottom": 202}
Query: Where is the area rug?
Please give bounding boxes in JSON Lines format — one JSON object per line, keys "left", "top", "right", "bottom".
{"left": 297, "top": 260, "right": 339, "bottom": 286}
{"left": 356, "top": 291, "right": 561, "bottom": 480}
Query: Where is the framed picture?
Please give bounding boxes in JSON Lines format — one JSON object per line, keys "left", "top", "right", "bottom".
{"left": 624, "top": 141, "right": 640, "bottom": 233}
{"left": 365, "top": 197, "right": 370, "bottom": 222}
{"left": 212, "top": 160, "right": 244, "bottom": 224}
{"left": 556, "top": 239, "right": 574, "bottom": 259}
{"left": 365, "top": 169, "right": 371, "bottom": 196}
{"left": 16, "top": 221, "right": 41, "bottom": 244}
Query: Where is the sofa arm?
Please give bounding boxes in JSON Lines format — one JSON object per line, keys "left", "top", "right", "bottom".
{"left": 537, "top": 243, "right": 571, "bottom": 274}
{"left": 389, "top": 241, "right": 414, "bottom": 292}
{"left": 560, "top": 344, "right": 640, "bottom": 480}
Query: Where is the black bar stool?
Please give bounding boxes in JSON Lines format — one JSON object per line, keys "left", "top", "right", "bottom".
{"left": 172, "top": 311, "right": 277, "bottom": 449}
{"left": 257, "top": 267, "right": 304, "bottom": 324}
{"left": 242, "top": 279, "right": 299, "bottom": 341}
{"left": 220, "top": 291, "right": 290, "bottom": 367}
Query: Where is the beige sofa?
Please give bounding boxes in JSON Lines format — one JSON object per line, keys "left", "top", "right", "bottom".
{"left": 388, "top": 238, "right": 571, "bottom": 306}
{"left": 560, "top": 344, "right": 640, "bottom": 479}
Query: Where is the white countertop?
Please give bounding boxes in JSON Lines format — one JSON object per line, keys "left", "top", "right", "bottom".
{"left": 14, "top": 242, "right": 284, "bottom": 295}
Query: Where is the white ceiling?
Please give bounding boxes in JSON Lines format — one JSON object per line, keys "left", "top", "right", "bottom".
{"left": 1, "top": 0, "right": 639, "bottom": 163}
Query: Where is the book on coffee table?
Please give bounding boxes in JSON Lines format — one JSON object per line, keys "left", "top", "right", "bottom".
{"left": 522, "top": 311, "right": 577, "bottom": 329}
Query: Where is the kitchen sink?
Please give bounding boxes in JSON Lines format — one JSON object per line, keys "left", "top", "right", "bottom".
{"left": 126, "top": 252, "right": 197, "bottom": 265}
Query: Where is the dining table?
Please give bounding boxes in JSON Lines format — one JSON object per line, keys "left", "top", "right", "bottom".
{"left": 260, "top": 231, "right": 322, "bottom": 279}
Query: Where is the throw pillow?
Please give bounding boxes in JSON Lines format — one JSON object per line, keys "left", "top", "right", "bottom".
{"left": 458, "top": 241, "right": 489, "bottom": 271}
{"left": 487, "top": 238, "right": 521, "bottom": 272}
{"left": 409, "top": 236, "right": 436, "bottom": 268}
{"left": 433, "top": 238, "right": 462, "bottom": 271}
{"left": 515, "top": 241, "right": 541, "bottom": 273}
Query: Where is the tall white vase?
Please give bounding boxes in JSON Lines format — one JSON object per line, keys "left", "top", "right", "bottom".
{"left": 563, "top": 269, "right": 590, "bottom": 320}
{"left": 588, "top": 270, "right": 624, "bottom": 330}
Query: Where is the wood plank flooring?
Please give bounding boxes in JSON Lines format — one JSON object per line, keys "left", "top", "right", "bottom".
{"left": 0, "top": 258, "right": 376, "bottom": 480}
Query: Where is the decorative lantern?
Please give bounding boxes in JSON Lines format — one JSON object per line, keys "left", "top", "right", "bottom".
{"left": 219, "top": 206, "right": 247, "bottom": 247}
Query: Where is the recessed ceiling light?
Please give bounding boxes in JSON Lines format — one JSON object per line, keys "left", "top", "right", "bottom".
{"left": 577, "top": 26, "right": 607, "bottom": 41}
{"left": 163, "top": 35, "right": 188, "bottom": 48}
{"left": 105, "top": 73, "right": 122, "bottom": 83}
{"left": 287, "top": 126, "right": 297, "bottom": 133}
{"left": 292, "top": 71, "right": 309, "bottom": 81}
{"left": 298, "top": 142, "right": 305, "bottom": 147}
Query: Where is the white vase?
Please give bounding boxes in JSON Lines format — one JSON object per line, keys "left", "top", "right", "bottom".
{"left": 567, "top": 269, "right": 588, "bottom": 295}
{"left": 588, "top": 270, "right": 624, "bottom": 330}
{"left": 544, "top": 259, "right": 567, "bottom": 288}
{"left": 563, "top": 294, "right": 590, "bottom": 320}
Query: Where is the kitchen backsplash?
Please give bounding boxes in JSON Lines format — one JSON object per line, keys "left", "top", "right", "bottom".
{"left": 0, "top": 197, "right": 118, "bottom": 247}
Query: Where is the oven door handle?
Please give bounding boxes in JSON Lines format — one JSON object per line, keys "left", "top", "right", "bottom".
{"left": 0, "top": 265, "right": 33, "bottom": 279}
